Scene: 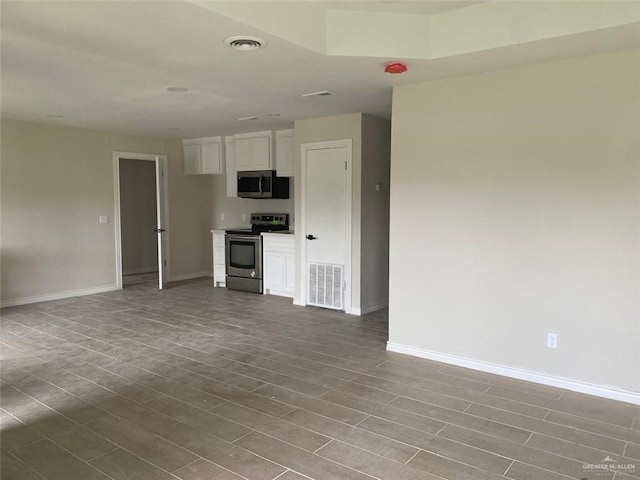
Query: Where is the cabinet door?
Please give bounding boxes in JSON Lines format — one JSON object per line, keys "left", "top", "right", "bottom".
{"left": 251, "top": 136, "right": 271, "bottom": 170}
{"left": 212, "top": 231, "right": 226, "bottom": 287}
{"left": 225, "top": 138, "right": 237, "bottom": 197}
{"left": 234, "top": 137, "right": 253, "bottom": 171}
{"left": 183, "top": 144, "right": 201, "bottom": 174}
{"left": 284, "top": 254, "right": 295, "bottom": 292}
{"left": 276, "top": 134, "right": 294, "bottom": 177}
{"left": 213, "top": 246, "right": 225, "bottom": 266}
{"left": 264, "top": 251, "right": 284, "bottom": 291}
{"left": 201, "top": 142, "right": 222, "bottom": 174}
{"left": 234, "top": 133, "right": 272, "bottom": 171}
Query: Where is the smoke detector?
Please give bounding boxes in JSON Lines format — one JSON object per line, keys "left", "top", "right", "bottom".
{"left": 384, "top": 62, "right": 408, "bottom": 74}
{"left": 224, "top": 36, "right": 267, "bottom": 51}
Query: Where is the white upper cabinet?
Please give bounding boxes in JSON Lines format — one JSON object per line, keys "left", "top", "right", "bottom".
{"left": 200, "top": 141, "right": 223, "bottom": 174}
{"left": 183, "top": 144, "right": 202, "bottom": 175}
{"left": 182, "top": 137, "right": 224, "bottom": 175}
{"left": 225, "top": 136, "right": 237, "bottom": 198}
{"left": 233, "top": 130, "right": 273, "bottom": 171}
{"left": 275, "top": 129, "right": 294, "bottom": 177}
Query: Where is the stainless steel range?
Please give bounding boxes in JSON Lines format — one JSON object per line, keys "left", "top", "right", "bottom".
{"left": 225, "top": 213, "right": 289, "bottom": 293}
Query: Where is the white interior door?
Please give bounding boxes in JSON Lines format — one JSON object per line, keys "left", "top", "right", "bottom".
{"left": 304, "top": 145, "right": 348, "bottom": 310}
{"left": 155, "top": 156, "right": 167, "bottom": 289}
{"left": 114, "top": 151, "right": 170, "bottom": 290}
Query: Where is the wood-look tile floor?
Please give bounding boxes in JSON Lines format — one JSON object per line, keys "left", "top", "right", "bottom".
{"left": 1, "top": 278, "right": 639, "bottom": 480}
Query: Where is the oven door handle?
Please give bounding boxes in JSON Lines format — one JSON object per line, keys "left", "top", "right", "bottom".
{"left": 227, "top": 235, "right": 260, "bottom": 242}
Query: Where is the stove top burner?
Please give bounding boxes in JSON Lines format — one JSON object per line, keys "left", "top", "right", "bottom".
{"left": 225, "top": 212, "right": 289, "bottom": 236}
{"left": 225, "top": 226, "right": 288, "bottom": 235}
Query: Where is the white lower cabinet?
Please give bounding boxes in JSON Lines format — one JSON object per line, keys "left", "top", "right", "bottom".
{"left": 211, "top": 229, "right": 226, "bottom": 287}
{"left": 262, "top": 233, "right": 295, "bottom": 298}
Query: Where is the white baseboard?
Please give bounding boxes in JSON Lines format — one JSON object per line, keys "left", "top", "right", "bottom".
{"left": 0, "top": 284, "right": 120, "bottom": 308}
{"left": 387, "top": 342, "right": 640, "bottom": 406}
{"left": 360, "top": 300, "right": 389, "bottom": 315}
{"left": 123, "top": 267, "right": 158, "bottom": 276}
{"left": 264, "top": 289, "right": 294, "bottom": 299}
{"left": 169, "top": 271, "right": 212, "bottom": 282}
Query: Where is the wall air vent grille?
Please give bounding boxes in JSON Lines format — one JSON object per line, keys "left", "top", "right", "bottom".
{"left": 301, "top": 90, "right": 332, "bottom": 97}
{"left": 308, "top": 263, "right": 343, "bottom": 310}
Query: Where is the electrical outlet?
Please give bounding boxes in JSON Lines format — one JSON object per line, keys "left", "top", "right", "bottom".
{"left": 241, "top": 214, "right": 247, "bottom": 222}
{"left": 547, "top": 332, "right": 558, "bottom": 349}
{"left": 99, "top": 216, "right": 108, "bottom": 224}
{"left": 220, "top": 213, "right": 225, "bottom": 221}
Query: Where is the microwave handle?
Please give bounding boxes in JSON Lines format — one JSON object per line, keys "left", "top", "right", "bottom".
{"left": 259, "top": 175, "right": 263, "bottom": 195}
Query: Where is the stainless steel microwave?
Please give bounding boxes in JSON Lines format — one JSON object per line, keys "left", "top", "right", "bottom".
{"left": 237, "top": 170, "right": 290, "bottom": 199}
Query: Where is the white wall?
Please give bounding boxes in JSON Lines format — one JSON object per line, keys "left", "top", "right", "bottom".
{"left": 388, "top": 49, "right": 640, "bottom": 395}
{"left": 163, "top": 139, "right": 213, "bottom": 281}
{"left": 293, "top": 113, "right": 391, "bottom": 314}
{"left": 208, "top": 174, "right": 294, "bottom": 231}
{"left": 206, "top": 175, "right": 294, "bottom": 279}
{"left": 361, "top": 115, "right": 391, "bottom": 312}
{"left": 294, "top": 113, "right": 363, "bottom": 309}
{"left": 0, "top": 120, "right": 212, "bottom": 303}
{"left": 119, "top": 158, "right": 158, "bottom": 275}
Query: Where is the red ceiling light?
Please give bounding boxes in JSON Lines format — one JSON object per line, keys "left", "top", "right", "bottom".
{"left": 384, "top": 62, "right": 408, "bottom": 74}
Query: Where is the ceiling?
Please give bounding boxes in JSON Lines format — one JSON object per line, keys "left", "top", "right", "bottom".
{"left": 2, "top": 1, "right": 639, "bottom": 139}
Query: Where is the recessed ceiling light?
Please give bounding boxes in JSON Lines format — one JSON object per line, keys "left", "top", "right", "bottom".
{"left": 167, "top": 87, "right": 188, "bottom": 93}
{"left": 224, "top": 36, "right": 267, "bottom": 51}
{"left": 301, "top": 90, "right": 332, "bottom": 97}
{"left": 46, "top": 114, "right": 64, "bottom": 118}
{"left": 238, "top": 116, "right": 259, "bottom": 121}
{"left": 265, "top": 113, "right": 281, "bottom": 118}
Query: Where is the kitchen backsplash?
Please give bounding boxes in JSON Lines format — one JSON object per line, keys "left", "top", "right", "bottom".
{"left": 211, "top": 175, "right": 294, "bottom": 229}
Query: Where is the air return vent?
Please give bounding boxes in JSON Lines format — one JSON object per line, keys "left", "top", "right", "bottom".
{"left": 301, "top": 90, "right": 332, "bottom": 97}
{"left": 308, "top": 263, "right": 344, "bottom": 310}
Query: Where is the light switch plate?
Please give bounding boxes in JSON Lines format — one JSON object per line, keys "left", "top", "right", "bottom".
{"left": 99, "top": 216, "right": 108, "bottom": 224}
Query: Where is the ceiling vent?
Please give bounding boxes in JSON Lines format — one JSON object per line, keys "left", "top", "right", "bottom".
{"left": 224, "top": 36, "right": 267, "bottom": 51}
{"left": 301, "top": 90, "right": 332, "bottom": 97}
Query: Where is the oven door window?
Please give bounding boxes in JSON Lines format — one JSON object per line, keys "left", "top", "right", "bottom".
{"left": 229, "top": 241, "right": 256, "bottom": 269}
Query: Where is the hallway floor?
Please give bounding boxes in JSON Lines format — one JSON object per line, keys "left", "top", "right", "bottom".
{"left": 1, "top": 278, "right": 639, "bottom": 479}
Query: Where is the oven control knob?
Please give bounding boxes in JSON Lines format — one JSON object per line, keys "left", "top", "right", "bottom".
{"left": 251, "top": 271, "right": 256, "bottom": 278}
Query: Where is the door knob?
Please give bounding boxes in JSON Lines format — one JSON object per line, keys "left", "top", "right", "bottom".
{"left": 306, "top": 234, "right": 317, "bottom": 240}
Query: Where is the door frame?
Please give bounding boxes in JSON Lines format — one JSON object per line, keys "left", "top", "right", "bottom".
{"left": 299, "top": 139, "right": 353, "bottom": 313}
{"left": 113, "top": 151, "right": 170, "bottom": 289}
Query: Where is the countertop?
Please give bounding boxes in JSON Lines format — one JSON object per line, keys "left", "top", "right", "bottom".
{"left": 212, "top": 229, "right": 295, "bottom": 235}
{"left": 261, "top": 230, "right": 295, "bottom": 236}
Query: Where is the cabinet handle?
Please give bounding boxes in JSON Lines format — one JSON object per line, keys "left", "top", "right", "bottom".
{"left": 154, "top": 228, "right": 166, "bottom": 233}
{"left": 306, "top": 234, "right": 317, "bottom": 240}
